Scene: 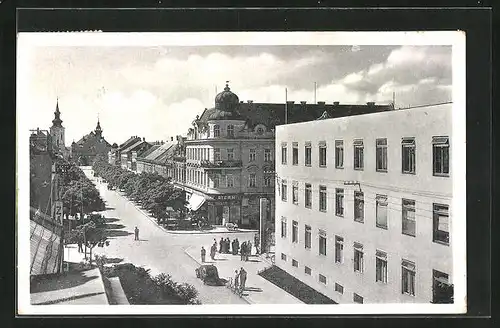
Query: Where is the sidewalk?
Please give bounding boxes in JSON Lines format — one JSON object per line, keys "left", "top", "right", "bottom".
{"left": 113, "top": 189, "right": 258, "bottom": 235}
{"left": 184, "top": 245, "right": 303, "bottom": 304}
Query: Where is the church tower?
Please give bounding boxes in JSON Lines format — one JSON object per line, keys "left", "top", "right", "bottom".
{"left": 50, "top": 98, "right": 65, "bottom": 154}
{"left": 94, "top": 116, "right": 103, "bottom": 138}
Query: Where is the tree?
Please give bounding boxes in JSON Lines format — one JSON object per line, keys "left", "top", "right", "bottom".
{"left": 73, "top": 221, "right": 110, "bottom": 265}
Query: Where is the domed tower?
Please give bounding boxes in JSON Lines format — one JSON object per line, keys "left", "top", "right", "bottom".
{"left": 209, "top": 82, "right": 244, "bottom": 121}
{"left": 49, "top": 98, "right": 65, "bottom": 153}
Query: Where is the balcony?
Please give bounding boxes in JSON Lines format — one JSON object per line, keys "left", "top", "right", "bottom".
{"left": 199, "top": 159, "right": 243, "bottom": 169}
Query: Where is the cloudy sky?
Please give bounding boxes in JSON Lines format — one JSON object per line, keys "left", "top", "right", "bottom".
{"left": 24, "top": 43, "right": 451, "bottom": 146}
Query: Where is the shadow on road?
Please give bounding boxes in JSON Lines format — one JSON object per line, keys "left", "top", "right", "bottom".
{"left": 30, "top": 270, "right": 99, "bottom": 293}
{"left": 104, "top": 223, "right": 126, "bottom": 230}
{"left": 105, "top": 207, "right": 115, "bottom": 211}
{"left": 104, "top": 218, "right": 120, "bottom": 223}
{"left": 105, "top": 230, "right": 133, "bottom": 238}
{"left": 244, "top": 286, "right": 263, "bottom": 292}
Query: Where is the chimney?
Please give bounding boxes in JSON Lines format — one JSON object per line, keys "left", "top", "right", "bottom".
{"left": 317, "top": 101, "right": 325, "bottom": 105}
{"left": 333, "top": 101, "right": 340, "bottom": 106}
{"left": 171, "top": 137, "right": 174, "bottom": 141}
{"left": 240, "top": 101, "right": 244, "bottom": 103}
{"left": 286, "top": 101, "right": 295, "bottom": 105}
{"left": 367, "top": 102, "right": 375, "bottom": 106}
{"left": 143, "top": 137, "right": 145, "bottom": 141}
{"left": 300, "top": 101, "right": 307, "bottom": 105}
{"left": 247, "top": 100, "right": 253, "bottom": 103}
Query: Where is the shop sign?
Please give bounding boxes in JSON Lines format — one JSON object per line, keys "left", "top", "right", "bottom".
{"left": 214, "top": 194, "right": 241, "bottom": 201}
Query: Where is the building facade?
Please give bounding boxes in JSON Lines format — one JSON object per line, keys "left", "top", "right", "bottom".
{"left": 120, "top": 138, "right": 152, "bottom": 171}
{"left": 71, "top": 119, "right": 112, "bottom": 166}
{"left": 275, "top": 103, "right": 453, "bottom": 304}
{"left": 108, "top": 136, "right": 142, "bottom": 166}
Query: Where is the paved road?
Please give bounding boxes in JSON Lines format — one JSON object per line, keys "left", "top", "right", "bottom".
{"left": 82, "top": 167, "right": 255, "bottom": 304}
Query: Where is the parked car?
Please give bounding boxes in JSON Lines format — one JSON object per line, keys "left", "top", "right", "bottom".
{"left": 195, "top": 265, "right": 223, "bottom": 286}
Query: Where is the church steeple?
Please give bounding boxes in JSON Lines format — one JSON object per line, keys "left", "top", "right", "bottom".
{"left": 52, "top": 98, "right": 63, "bottom": 127}
{"left": 95, "top": 114, "right": 102, "bottom": 137}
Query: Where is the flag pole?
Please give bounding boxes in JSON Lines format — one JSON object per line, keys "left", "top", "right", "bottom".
{"left": 314, "top": 82, "right": 317, "bottom": 104}
{"left": 285, "top": 88, "right": 288, "bottom": 125}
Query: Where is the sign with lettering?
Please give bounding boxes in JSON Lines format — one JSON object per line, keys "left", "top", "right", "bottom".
{"left": 214, "top": 194, "right": 241, "bottom": 201}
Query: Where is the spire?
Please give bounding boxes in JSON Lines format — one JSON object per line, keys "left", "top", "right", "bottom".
{"left": 51, "top": 97, "right": 63, "bottom": 127}
{"left": 95, "top": 114, "right": 102, "bottom": 136}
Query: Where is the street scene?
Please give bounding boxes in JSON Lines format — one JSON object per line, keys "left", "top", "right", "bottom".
{"left": 21, "top": 31, "right": 466, "bottom": 313}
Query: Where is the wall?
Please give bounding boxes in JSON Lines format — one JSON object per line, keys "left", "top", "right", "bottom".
{"left": 275, "top": 104, "right": 453, "bottom": 304}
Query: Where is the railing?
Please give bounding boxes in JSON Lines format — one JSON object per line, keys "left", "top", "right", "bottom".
{"left": 199, "top": 160, "right": 243, "bottom": 169}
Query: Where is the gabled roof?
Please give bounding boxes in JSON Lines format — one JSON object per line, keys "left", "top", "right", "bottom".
{"left": 198, "top": 102, "right": 392, "bottom": 129}
{"left": 119, "top": 136, "right": 142, "bottom": 150}
{"left": 137, "top": 145, "right": 160, "bottom": 159}
{"left": 140, "top": 142, "right": 175, "bottom": 163}
{"left": 121, "top": 140, "right": 149, "bottom": 154}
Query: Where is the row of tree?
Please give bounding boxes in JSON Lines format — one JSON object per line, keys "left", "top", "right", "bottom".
{"left": 92, "top": 158, "right": 187, "bottom": 224}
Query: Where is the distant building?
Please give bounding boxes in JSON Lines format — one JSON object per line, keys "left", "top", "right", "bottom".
{"left": 172, "top": 83, "right": 392, "bottom": 229}
{"left": 49, "top": 99, "right": 70, "bottom": 159}
{"left": 108, "top": 136, "right": 142, "bottom": 166}
{"left": 136, "top": 140, "right": 178, "bottom": 178}
{"left": 71, "top": 119, "right": 112, "bottom": 166}
{"left": 119, "top": 137, "right": 152, "bottom": 171}
{"left": 275, "top": 103, "right": 452, "bottom": 304}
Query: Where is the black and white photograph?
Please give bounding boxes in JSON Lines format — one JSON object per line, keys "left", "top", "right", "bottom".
{"left": 17, "top": 31, "right": 466, "bottom": 315}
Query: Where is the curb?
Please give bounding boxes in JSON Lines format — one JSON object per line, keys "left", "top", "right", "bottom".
{"left": 114, "top": 191, "right": 258, "bottom": 235}
{"left": 183, "top": 246, "right": 253, "bottom": 305}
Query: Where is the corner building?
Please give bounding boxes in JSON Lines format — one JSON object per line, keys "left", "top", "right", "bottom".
{"left": 275, "top": 103, "right": 453, "bottom": 304}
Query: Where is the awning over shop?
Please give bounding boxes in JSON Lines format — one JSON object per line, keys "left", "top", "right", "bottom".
{"left": 187, "top": 194, "right": 206, "bottom": 211}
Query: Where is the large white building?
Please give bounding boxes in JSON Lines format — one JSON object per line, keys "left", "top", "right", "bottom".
{"left": 275, "top": 103, "right": 454, "bottom": 304}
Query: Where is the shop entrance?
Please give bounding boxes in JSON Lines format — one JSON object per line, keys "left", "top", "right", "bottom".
{"left": 215, "top": 205, "right": 223, "bottom": 225}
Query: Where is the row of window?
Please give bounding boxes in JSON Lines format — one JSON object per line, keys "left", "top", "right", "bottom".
{"left": 187, "top": 170, "right": 273, "bottom": 188}
{"left": 186, "top": 147, "right": 273, "bottom": 162}
{"left": 281, "top": 136, "right": 450, "bottom": 176}
{"left": 280, "top": 183, "right": 450, "bottom": 244}
{"left": 281, "top": 249, "right": 450, "bottom": 299}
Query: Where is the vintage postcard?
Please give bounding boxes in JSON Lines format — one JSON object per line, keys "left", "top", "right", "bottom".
{"left": 17, "top": 31, "right": 466, "bottom": 315}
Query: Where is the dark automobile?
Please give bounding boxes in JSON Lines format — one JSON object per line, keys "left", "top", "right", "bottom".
{"left": 195, "top": 265, "right": 223, "bottom": 286}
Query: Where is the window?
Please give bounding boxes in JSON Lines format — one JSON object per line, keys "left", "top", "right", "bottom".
{"left": 335, "top": 283, "right": 344, "bottom": 294}
{"left": 292, "top": 259, "right": 298, "bottom": 267}
{"left": 213, "top": 176, "right": 219, "bottom": 188}
{"left": 319, "top": 274, "right": 327, "bottom": 284}
{"left": 335, "top": 236, "right": 344, "bottom": 263}
{"left": 264, "top": 175, "right": 272, "bottom": 187}
{"left": 227, "top": 124, "right": 234, "bottom": 137}
{"left": 319, "top": 185, "right": 327, "bottom": 212}
{"left": 335, "top": 140, "right": 344, "bottom": 168}
{"left": 227, "top": 148, "right": 234, "bottom": 161}
{"left": 304, "top": 225, "right": 311, "bottom": 249}
{"left": 402, "top": 259, "right": 416, "bottom": 296}
{"left": 376, "top": 138, "right": 388, "bottom": 172}
{"left": 433, "top": 136, "right": 450, "bottom": 176}
{"left": 376, "top": 195, "right": 388, "bottom": 229}
{"left": 353, "top": 293, "right": 364, "bottom": 304}
{"left": 305, "top": 142, "right": 312, "bottom": 166}
{"left": 304, "top": 266, "right": 312, "bottom": 275}
{"left": 335, "top": 188, "right": 344, "bottom": 217}
{"left": 353, "top": 139, "right": 364, "bottom": 170}
{"left": 281, "top": 217, "right": 287, "bottom": 238}
{"left": 292, "top": 142, "right": 298, "bottom": 165}
{"left": 264, "top": 149, "right": 272, "bottom": 162}
{"left": 402, "top": 199, "right": 416, "bottom": 237}
{"left": 353, "top": 242, "right": 364, "bottom": 273}
{"left": 433, "top": 270, "right": 452, "bottom": 303}
{"left": 319, "top": 230, "right": 327, "bottom": 256}
{"left": 214, "top": 148, "right": 221, "bottom": 161}
{"left": 376, "top": 250, "right": 388, "bottom": 283}
{"left": 214, "top": 125, "right": 220, "bottom": 137}
{"left": 354, "top": 191, "right": 364, "bottom": 223}
{"left": 249, "top": 173, "right": 256, "bottom": 187}
{"left": 433, "top": 204, "right": 449, "bottom": 245}
{"left": 281, "top": 179, "right": 288, "bottom": 201}
{"left": 281, "top": 253, "right": 287, "bottom": 261}
{"left": 226, "top": 174, "right": 234, "bottom": 187}
{"left": 305, "top": 183, "right": 312, "bottom": 208}
{"left": 292, "top": 182, "right": 299, "bottom": 204}
{"left": 402, "top": 137, "right": 416, "bottom": 174}
{"left": 249, "top": 149, "right": 256, "bottom": 162}
{"left": 292, "top": 220, "right": 298, "bottom": 243}
{"left": 319, "top": 141, "right": 327, "bottom": 167}
{"left": 281, "top": 143, "right": 287, "bottom": 165}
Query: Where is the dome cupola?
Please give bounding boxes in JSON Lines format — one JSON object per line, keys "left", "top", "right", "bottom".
{"left": 208, "top": 82, "right": 244, "bottom": 121}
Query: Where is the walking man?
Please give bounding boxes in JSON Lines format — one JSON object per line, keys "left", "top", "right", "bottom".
{"left": 201, "top": 246, "right": 206, "bottom": 263}
{"left": 77, "top": 236, "right": 83, "bottom": 253}
{"left": 240, "top": 242, "right": 246, "bottom": 261}
{"left": 210, "top": 243, "right": 216, "bottom": 260}
{"left": 239, "top": 267, "right": 247, "bottom": 292}
{"left": 134, "top": 226, "right": 139, "bottom": 241}
{"left": 233, "top": 269, "right": 240, "bottom": 291}
{"left": 254, "top": 233, "right": 260, "bottom": 255}
{"left": 219, "top": 237, "right": 224, "bottom": 253}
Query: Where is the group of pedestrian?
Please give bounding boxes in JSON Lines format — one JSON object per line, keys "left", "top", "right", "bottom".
{"left": 239, "top": 241, "right": 252, "bottom": 261}
{"left": 218, "top": 237, "right": 232, "bottom": 253}
{"left": 233, "top": 267, "right": 247, "bottom": 292}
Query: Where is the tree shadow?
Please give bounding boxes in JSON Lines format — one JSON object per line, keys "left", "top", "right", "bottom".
{"left": 244, "top": 259, "right": 261, "bottom": 263}
{"left": 104, "top": 223, "right": 126, "bottom": 230}
{"left": 104, "top": 218, "right": 120, "bottom": 223}
{"left": 30, "top": 270, "right": 99, "bottom": 293}
{"left": 102, "top": 257, "right": 124, "bottom": 264}
{"left": 104, "top": 230, "right": 133, "bottom": 238}
{"left": 214, "top": 258, "right": 228, "bottom": 261}
{"left": 244, "top": 286, "right": 263, "bottom": 292}
{"left": 138, "top": 239, "right": 148, "bottom": 242}
{"left": 105, "top": 207, "right": 115, "bottom": 211}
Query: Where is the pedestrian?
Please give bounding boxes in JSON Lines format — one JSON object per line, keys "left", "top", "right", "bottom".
{"left": 134, "top": 226, "right": 139, "bottom": 241}
{"left": 219, "top": 237, "right": 224, "bottom": 253}
{"left": 240, "top": 242, "right": 246, "bottom": 261}
{"left": 77, "top": 236, "right": 83, "bottom": 253}
{"left": 239, "top": 267, "right": 247, "bottom": 292}
{"left": 225, "top": 238, "right": 231, "bottom": 253}
{"left": 248, "top": 241, "right": 252, "bottom": 259}
{"left": 233, "top": 269, "right": 240, "bottom": 291}
{"left": 254, "top": 233, "right": 260, "bottom": 255}
{"left": 210, "top": 243, "right": 216, "bottom": 260}
{"left": 201, "top": 246, "right": 206, "bottom": 263}
{"left": 231, "top": 239, "right": 237, "bottom": 255}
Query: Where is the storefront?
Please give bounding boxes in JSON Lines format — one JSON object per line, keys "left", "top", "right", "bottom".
{"left": 207, "top": 194, "right": 242, "bottom": 226}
